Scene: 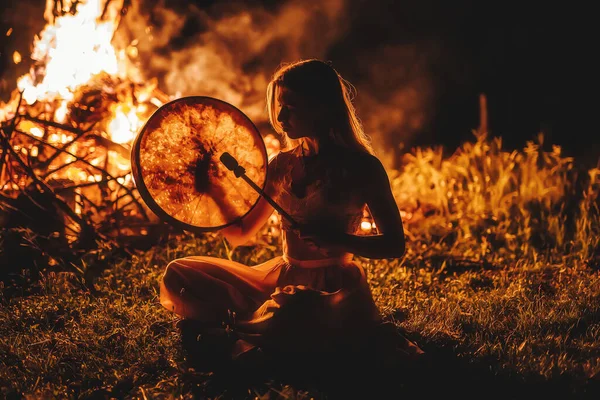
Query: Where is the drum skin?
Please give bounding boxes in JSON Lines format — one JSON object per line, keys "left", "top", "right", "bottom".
{"left": 131, "top": 96, "right": 268, "bottom": 233}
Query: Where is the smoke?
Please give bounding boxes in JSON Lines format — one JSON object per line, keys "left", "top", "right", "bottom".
{"left": 352, "top": 41, "right": 437, "bottom": 165}
{"left": 118, "top": 0, "right": 350, "bottom": 124}
{"left": 117, "top": 0, "right": 437, "bottom": 165}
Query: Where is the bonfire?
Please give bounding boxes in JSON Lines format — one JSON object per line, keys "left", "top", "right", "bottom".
{"left": 0, "top": 0, "right": 293, "bottom": 273}
{"left": 0, "top": 0, "right": 162, "bottom": 246}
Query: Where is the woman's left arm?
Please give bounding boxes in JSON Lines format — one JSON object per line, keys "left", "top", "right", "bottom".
{"left": 300, "top": 154, "right": 406, "bottom": 259}
{"left": 342, "top": 154, "right": 406, "bottom": 259}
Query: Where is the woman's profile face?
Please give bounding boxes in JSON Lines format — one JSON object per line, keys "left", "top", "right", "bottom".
{"left": 277, "top": 86, "right": 325, "bottom": 140}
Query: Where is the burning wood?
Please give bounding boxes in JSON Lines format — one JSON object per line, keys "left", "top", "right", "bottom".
{"left": 0, "top": 0, "right": 171, "bottom": 268}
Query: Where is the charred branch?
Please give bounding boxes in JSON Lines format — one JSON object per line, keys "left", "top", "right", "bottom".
{"left": 10, "top": 127, "right": 148, "bottom": 222}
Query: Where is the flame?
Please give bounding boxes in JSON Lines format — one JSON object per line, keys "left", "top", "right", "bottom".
{"left": 0, "top": 0, "right": 166, "bottom": 240}
{"left": 108, "top": 150, "right": 131, "bottom": 171}
{"left": 74, "top": 188, "right": 82, "bottom": 214}
{"left": 30, "top": 127, "right": 44, "bottom": 138}
{"left": 108, "top": 103, "right": 143, "bottom": 144}
{"left": 17, "top": 0, "right": 123, "bottom": 105}
{"left": 54, "top": 100, "right": 69, "bottom": 123}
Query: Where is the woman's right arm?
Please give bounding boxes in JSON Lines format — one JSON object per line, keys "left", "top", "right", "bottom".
{"left": 220, "top": 153, "right": 282, "bottom": 248}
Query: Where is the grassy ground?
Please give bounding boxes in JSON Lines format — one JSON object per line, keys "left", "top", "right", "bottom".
{"left": 1, "top": 236, "right": 599, "bottom": 399}
{"left": 1, "top": 134, "right": 600, "bottom": 399}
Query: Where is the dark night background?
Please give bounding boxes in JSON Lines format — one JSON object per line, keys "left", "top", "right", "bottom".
{"left": 0, "top": 0, "right": 597, "bottom": 165}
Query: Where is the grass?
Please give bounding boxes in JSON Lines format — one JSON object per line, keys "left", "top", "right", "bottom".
{"left": 1, "top": 132, "right": 600, "bottom": 399}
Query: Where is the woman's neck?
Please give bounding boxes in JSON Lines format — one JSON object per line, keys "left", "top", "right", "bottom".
{"left": 300, "top": 135, "right": 336, "bottom": 156}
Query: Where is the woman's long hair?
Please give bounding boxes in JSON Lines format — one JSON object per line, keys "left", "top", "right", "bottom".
{"left": 266, "top": 59, "right": 374, "bottom": 155}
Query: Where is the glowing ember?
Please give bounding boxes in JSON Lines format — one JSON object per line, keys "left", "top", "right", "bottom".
{"left": 12, "top": 51, "right": 22, "bottom": 64}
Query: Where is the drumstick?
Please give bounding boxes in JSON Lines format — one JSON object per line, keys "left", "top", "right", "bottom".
{"left": 220, "top": 152, "right": 299, "bottom": 230}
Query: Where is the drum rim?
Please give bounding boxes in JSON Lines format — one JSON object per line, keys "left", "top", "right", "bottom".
{"left": 130, "top": 95, "right": 268, "bottom": 233}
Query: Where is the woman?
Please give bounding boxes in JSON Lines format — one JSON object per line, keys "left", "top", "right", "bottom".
{"left": 160, "top": 59, "right": 422, "bottom": 359}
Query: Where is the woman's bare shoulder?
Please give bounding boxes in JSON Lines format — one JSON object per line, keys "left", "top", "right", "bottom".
{"left": 340, "top": 150, "right": 382, "bottom": 174}
{"left": 341, "top": 151, "right": 389, "bottom": 191}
